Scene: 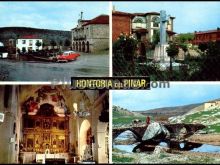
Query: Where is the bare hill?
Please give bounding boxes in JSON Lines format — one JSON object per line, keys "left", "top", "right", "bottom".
{"left": 136, "top": 103, "right": 202, "bottom": 118}
{"left": 134, "top": 98, "right": 220, "bottom": 118}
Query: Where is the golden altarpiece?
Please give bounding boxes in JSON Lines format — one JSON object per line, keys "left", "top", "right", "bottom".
{"left": 21, "top": 86, "right": 70, "bottom": 154}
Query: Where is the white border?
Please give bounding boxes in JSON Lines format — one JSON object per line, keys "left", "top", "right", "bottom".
{"left": 109, "top": 1, "right": 113, "bottom": 78}
{"left": 109, "top": 2, "right": 113, "bottom": 163}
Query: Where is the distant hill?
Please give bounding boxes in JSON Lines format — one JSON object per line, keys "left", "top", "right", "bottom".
{"left": 136, "top": 98, "right": 220, "bottom": 118}
{"left": 0, "top": 27, "right": 71, "bottom": 45}
{"left": 113, "top": 98, "right": 220, "bottom": 126}
{"left": 135, "top": 103, "right": 202, "bottom": 118}
{"left": 113, "top": 105, "right": 145, "bottom": 118}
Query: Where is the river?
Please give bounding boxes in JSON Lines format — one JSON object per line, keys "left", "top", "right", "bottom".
{"left": 113, "top": 130, "right": 220, "bottom": 154}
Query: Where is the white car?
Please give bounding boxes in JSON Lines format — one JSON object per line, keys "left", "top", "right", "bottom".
{"left": 0, "top": 52, "right": 8, "bottom": 58}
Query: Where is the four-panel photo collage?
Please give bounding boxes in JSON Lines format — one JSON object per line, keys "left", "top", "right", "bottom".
{"left": 0, "top": 1, "right": 220, "bottom": 164}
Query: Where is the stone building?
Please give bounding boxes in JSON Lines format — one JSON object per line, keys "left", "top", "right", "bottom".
{"left": 71, "top": 14, "right": 109, "bottom": 53}
{"left": 204, "top": 101, "right": 220, "bottom": 109}
{"left": 112, "top": 9, "right": 176, "bottom": 43}
{"left": 0, "top": 85, "right": 109, "bottom": 164}
{"left": 192, "top": 28, "right": 220, "bottom": 45}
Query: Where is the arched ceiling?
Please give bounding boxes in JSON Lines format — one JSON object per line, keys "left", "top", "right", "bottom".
{"left": 19, "top": 85, "right": 97, "bottom": 116}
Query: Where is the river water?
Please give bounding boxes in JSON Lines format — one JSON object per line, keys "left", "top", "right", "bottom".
{"left": 0, "top": 54, "right": 109, "bottom": 81}
{"left": 113, "top": 131, "right": 220, "bottom": 154}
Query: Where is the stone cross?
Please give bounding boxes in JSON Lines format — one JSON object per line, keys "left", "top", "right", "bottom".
{"left": 155, "top": 10, "right": 170, "bottom": 45}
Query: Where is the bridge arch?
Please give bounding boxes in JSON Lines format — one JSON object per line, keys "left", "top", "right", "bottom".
{"left": 113, "top": 128, "right": 143, "bottom": 141}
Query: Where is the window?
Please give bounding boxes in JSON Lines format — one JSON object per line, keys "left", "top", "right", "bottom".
{"left": 29, "top": 40, "right": 33, "bottom": 46}
{"left": 152, "top": 16, "right": 159, "bottom": 27}
{"left": 22, "top": 47, "right": 26, "bottom": 52}
{"left": 133, "top": 18, "right": 143, "bottom": 23}
{"left": 133, "top": 18, "right": 144, "bottom": 28}
{"left": 22, "top": 40, "right": 26, "bottom": 44}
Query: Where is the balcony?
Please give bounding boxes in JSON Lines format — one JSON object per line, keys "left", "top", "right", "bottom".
{"left": 73, "top": 35, "right": 86, "bottom": 41}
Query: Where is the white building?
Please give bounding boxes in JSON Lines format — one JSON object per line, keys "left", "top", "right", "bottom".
{"left": 16, "top": 35, "right": 43, "bottom": 53}
{"left": 131, "top": 12, "right": 175, "bottom": 42}
{"left": 204, "top": 101, "right": 220, "bottom": 109}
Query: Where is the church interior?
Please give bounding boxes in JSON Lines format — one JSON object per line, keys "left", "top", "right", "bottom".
{"left": 0, "top": 85, "right": 109, "bottom": 164}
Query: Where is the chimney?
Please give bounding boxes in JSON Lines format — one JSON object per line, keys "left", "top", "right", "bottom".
{"left": 80, "top": 11, "right": 83, "bottom": 20}
{"left": 113, "top": 5, "right": 116, "bottom": 12}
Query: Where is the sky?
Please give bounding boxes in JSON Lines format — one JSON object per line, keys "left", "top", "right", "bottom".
{"left": 113, "top": 1, "right": 220, "bottom": 33}
{"left": 112, "top": 83, "right": 220, "bottom": 111}
{"left": 0, "top": 2, "right": 109, "bottom": 31}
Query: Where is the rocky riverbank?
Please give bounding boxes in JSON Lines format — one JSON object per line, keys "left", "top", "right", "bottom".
{"left": 113, "top": 147, "right": 220, "bottom": 163}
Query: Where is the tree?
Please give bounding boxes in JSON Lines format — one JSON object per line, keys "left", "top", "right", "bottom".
{"left": 22, "top": 47, "right": 26, "bottom": 53}
{"left": 59, "top": 40, "right": 63, "bottom": 46}
{"left": 50, "top": 40, "right": 57, "bottom": 49}
{"left": 198, "top": 43, "right": 208, "bottom": 52}
{"left": 59, "top": 40, "right": 63, "bottom": 50}
{"left": 64, "top": 39, "right": 71, "bottom": 47}
{"left": 179, "top": 43, "right": 188, "bottom": 60}
{"left": 35, "top": 40, "right": 42, "bottom": 50}
{"left": 175, "top": 33, "right": 194, "bottom": 43}
{"left": 190, "top": 41, "right": 220, "bottom": 80}
{"left": 42, "top": 42, "right": 46, "bottom": 47}
{"left": 152, "top": 30, "right": 160, "bottom": 45}
{"left": 113, "top": 33, "right": 138, "bottom": 75}
{"left": 166, "top": 42, "right": 179, "bottom": 75}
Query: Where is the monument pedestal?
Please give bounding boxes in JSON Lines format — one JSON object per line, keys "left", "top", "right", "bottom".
{"left": 153, "top": 44, "right": 181, "bottom": 71}
{"left": 153, "top": 44, "right": 170, "bottom": 62}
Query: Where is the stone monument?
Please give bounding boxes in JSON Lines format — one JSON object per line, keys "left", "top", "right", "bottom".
{"left": 154, "top": 10, "right": 170, "bottom": 62}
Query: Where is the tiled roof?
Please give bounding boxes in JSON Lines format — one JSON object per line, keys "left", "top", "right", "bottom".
{"left": 166, "top": 30, "right": 176, "bottom": 35}
{"left": 83, "top": 15, "right": 109, "bottom": 26}
{"left": 195, "top": 29, "right": 220, "bottom": 34}
{"left": 114, "top": 10, "right": 175, "bottom": 19}
{"left": 145, "top": 12, "right": 160, "bottom": 15}
{"left": 19, "top": 35, "right": 41, "bottom": 39}
{"left": 112, "top": 11, "right": 133, "bottom": 16}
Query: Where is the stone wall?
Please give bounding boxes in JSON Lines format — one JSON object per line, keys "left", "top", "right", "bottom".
{"left": 89, "top": 38, "right": 109, "bottom": 52}
{"left": 90, "top": 24, "right": 109, "bottom": 39}
{"left": 0, "top": 86, "right": 19, "bottom": 163}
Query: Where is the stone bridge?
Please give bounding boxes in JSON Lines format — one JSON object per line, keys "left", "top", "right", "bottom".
{"left": 113, "top": 123, "right": 206, "bottom": 141}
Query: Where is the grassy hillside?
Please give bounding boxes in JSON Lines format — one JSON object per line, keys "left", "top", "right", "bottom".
{"left": 169, "top": 105, "right": 220, "bottom": 133}
{"left": 113, "top": 105, "right": 147, "bottom": 125}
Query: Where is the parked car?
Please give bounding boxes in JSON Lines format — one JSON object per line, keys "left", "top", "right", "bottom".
{"left": 56, "top": 51, "right": 80, "bottom": 62}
